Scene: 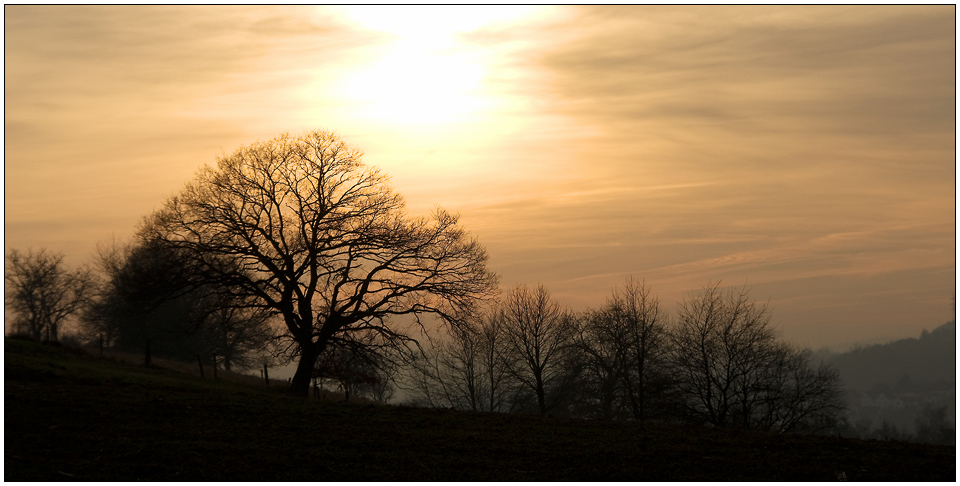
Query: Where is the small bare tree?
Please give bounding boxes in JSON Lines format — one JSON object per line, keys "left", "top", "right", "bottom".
{"left": 314, "top": 330, "right": 399, "bottom": 402}
{"left": 202, "top": 297, "right": 276, "bottom": 372}
{"left": 574, "top": 308, "right": 624, "bottom": 419}
{"left": 5, "top": 248, "right": 91, "bottom": 342}
{"left": 670, "top": 282, "right": 775, "bottom": 427}
{"left": 424, "top": 324, "right": 486, "bottom": 411}
{"left": 406, "top": 311, "right": 516, "bottom": 412}
{"left": 501, "top": 284, "right": 577, "bottom": 416}
{"left": 669, "top": 281, "right": 843, "bottom": 431}
{"left": 475, "top": 311, "right": 516, "bottom": 413}
{"left": 575, "top": 278, "right": 669, "bottom": 420}
{"left": 754, "top": 347, "right": 845, "bottom": 433}
{"left": 615, "top": 278, "right": 670, "bottom": 421}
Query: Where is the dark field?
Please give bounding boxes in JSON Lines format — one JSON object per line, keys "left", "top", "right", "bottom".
{"left": 5, "top": 338, "right": 955, "bottom": 481}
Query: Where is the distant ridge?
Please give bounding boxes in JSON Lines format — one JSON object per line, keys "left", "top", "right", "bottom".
{"left": 827, "top": 321, "right": 955, "bottom": 391}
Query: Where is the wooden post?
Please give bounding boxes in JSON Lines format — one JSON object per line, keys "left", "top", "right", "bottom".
{"left": 263, "top": 364, "right": 270, "bottom": 386}
{"left": 197, "top": 355, "right": 205, "bottom": 378}
{"left": 212, "top": 355, "right": 218, "bottom": 380}
{"left": 99, "top": 334, "right": 104, "bottom": 358}
{"left": 144, "top": 340, "right": 152, "bottom": 366}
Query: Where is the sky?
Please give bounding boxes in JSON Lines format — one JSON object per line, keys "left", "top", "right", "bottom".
{"left": 4, "top": 5, "right": 956, "bottom": 350}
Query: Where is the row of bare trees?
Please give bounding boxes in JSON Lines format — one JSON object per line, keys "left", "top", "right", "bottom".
{"left": 4, "top": 256, "right": 843, "bottom": 431}
{"left": 4, "top": 242, "right": 278, "bottom": 372}
{"left": 406, "top": 280, "right": 844, "bottom": 433}
{"left": 4, "top": 129, "right": 844, "bottom": 432}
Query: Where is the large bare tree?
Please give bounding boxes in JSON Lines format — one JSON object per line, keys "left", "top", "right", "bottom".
{"left": 5, "top": 248, "right": 91, "bottom": 342}
{"left": 145, "top": 130, "right": 497, "bottom": 396}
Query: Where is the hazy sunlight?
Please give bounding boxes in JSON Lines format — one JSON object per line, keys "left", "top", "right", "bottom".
{"left": 331, "top": 6, "right": 538, "bottom": 126}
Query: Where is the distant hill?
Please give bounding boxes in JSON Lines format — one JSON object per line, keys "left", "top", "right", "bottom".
{"left": 827, "top": 321, "right": 955, "bottom": 392}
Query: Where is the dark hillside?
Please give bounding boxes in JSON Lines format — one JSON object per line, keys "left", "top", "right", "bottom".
{"left": 5, "top": 338, "right": 955, "bottom": 481}
{"left": 825, "top": 321, "right": 955, "bottom": 443}
{"left": 830, "top": 321, "right": 956, "bottom": 390}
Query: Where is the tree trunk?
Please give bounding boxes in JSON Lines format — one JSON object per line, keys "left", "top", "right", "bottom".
{"left": 535, "top": 374, "right": 547, "bottom": 416}
{"left": 32, "top": 317, "right": 42, "bottom": 341}
{"left": 637, "top": 383, "right": 645, "bottom": 422}
{"left": 49, "top": 320, "right": 59, "bottom": 342}
{"left": 289, "top": 342, "right": 321, "bottom": 397}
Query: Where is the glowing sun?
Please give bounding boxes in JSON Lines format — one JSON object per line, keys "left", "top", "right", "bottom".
{"left": 331, "top": 6, "right": 538, "bottom": 126}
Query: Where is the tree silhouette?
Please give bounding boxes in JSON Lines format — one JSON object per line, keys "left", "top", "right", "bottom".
{"left": 669, "top": 282, "right": 843, "bottom": 432}
{"left": 914, "top": 404, "right": 955, "bottom": 445}
{"left": 5, "top": 248, "right": 91, "bottom": 342}
{"left": 83, "top": 237, "right": 275, "bottom": 368}
{"left": 407, "top": 310, "right": 516, "bottom": 412}
{"left": 145, "top": 130, "right": 497, "bottom": 396}
{"left": 501, "top": 284, "right": 577, "bottom": 416}
{"left": 575, "top": 278, "right": 669, "bottom": 420}
{"left": 313, "top": 332, "right": 392, "bottom": 402}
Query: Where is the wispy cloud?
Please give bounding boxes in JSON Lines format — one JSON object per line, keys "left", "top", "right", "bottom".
{"left": 4, "top": 6, "right": 953, "bottom": 347}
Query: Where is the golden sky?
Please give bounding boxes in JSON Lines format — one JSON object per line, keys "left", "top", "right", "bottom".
{"left": 5, "top": 5, "right": 955, "bottom": 348}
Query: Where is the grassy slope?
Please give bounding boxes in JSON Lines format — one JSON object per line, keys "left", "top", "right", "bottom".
{"left": 4, "top": 338, "right": 955, "bottom": 481}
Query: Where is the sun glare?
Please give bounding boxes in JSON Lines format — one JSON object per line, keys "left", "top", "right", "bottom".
{"left": 329, "top": 6, "right": 539, "bottom": 127}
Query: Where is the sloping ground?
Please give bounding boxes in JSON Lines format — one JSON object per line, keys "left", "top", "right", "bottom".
{"left": 5, "top": 338, "right": 955, "bottom": 481}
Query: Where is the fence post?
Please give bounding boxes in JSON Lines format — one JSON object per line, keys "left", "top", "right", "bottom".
{"left": 263, "top": 364, "right": 270, "bottom": 386}
{"left": 212, "top": 355, "right": 218, "bottom": 380}
{"left": 99, "top": 334, "right": 104, "bottom": 358}
{"left": 197, "top": 355, "right": 205, "bottom": 378}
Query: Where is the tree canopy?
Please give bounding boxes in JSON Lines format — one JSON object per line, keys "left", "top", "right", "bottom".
{"left": 144, "top": 129, "right": 498, "bottom": 396}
